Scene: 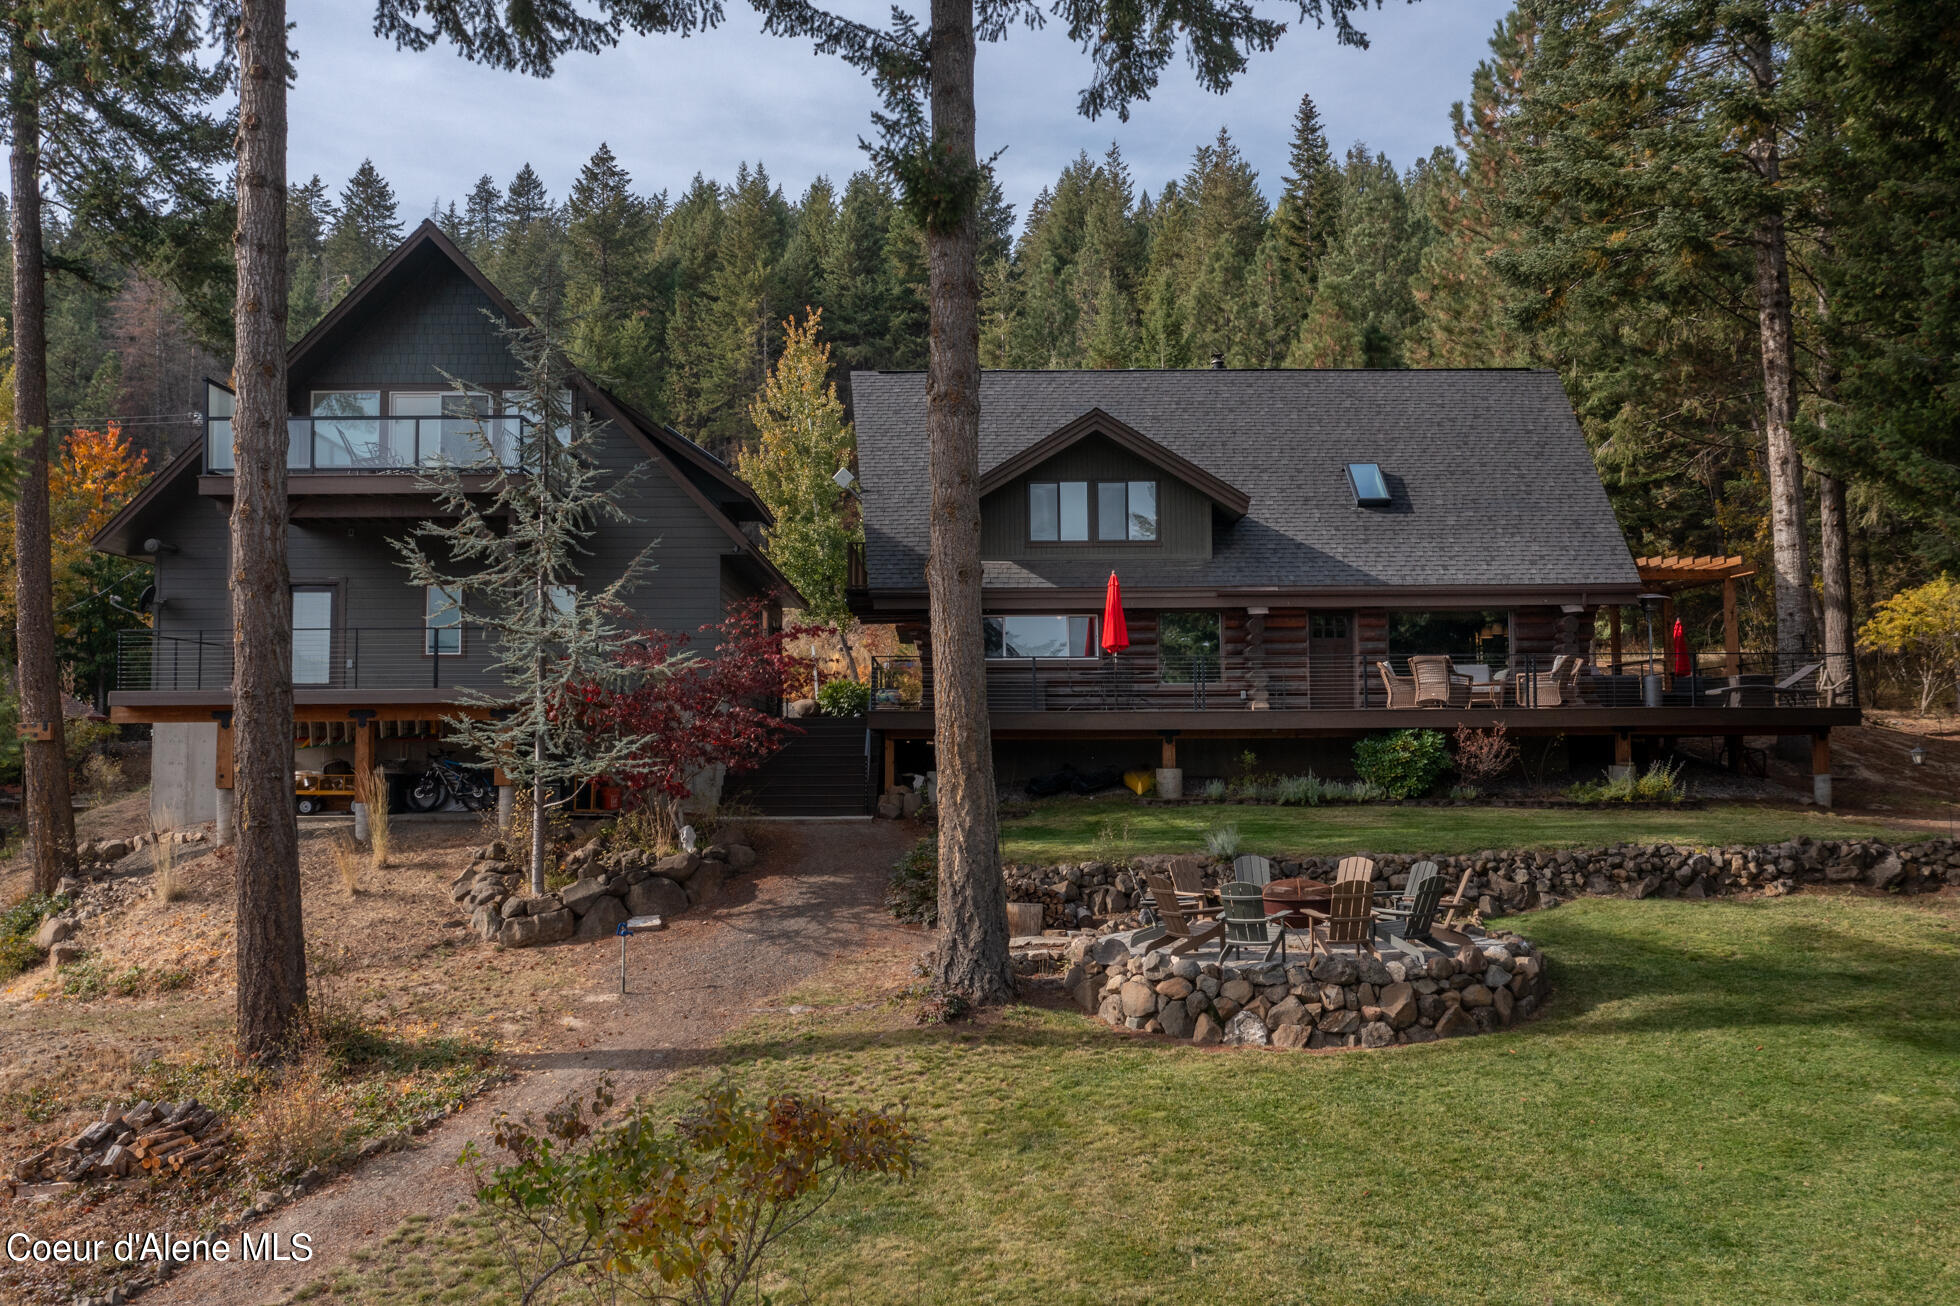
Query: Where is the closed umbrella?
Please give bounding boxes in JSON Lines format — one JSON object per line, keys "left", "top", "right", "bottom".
{"left": 1671, "top": 618, "right": 1692, "bottom": 678}
{"left": 1101, "top": 572, "right": 1130, "bottom": 655}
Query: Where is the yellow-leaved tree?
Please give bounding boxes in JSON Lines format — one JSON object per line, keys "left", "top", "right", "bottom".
{"left": 1859, "top": 576, "right": 1960, "bottom": 716}
{"left": 739, "top": 308, "right": 864, "bottom": 674}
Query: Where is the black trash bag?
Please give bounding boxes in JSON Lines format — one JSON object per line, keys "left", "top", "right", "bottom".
{"left": 1025, "top": 765, "right": 1079, "bottom": 798}
{"left": 1069, "top": 766, "right": 1125, "bottom": 795}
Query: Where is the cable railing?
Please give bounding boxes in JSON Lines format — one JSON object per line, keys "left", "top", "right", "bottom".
{"left": 115, "top": 626, "right": 504, "bottom": 693}
{"left": 204, "top": 415, "right": 533, "bottom": 474}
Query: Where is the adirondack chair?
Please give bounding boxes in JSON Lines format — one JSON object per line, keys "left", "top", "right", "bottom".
{"left": 1298, "top": 879, "right": 1380, "bottom": 958}
{"left": 1231, "top": 854, "right": 1275, "bottom": 887}
{"left": 1140, "top": 874, "right": 1226, "bottom": 956}
{"left": 1378, "top": 868, "right": 1470, "bottom": 952}
{"left": 1169, "top": 860, "right": 1215, "bottom": 904}
{"left": 1437, "top": 866, "right": 1479, "bottom": 929}
{"left": 1409, "top": 655, "right": 1469, "bottom": 708}
{"left": 1218, "top": 880, "right": 1293, "bottom": 964}
{"left": 1333, "top": 856, "right": 1375, "bottom": 885}
{"left": 1383, "top": 860, "right": 1439, "bottom": 912}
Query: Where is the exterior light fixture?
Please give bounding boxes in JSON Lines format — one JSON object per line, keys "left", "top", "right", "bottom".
{"left": 1910, "top": 744, "right": 1926, "bottom": 766}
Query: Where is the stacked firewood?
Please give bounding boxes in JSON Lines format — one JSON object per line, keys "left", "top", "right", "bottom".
{"left": 15, "top": 1100, "right": 229, "bottom": 1183}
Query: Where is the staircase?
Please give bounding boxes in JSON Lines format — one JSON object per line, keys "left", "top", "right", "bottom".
{"left": 727, "top": 717, "right": 872, "bottom": 817}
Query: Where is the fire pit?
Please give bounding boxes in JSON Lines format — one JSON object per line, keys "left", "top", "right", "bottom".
{"left": 1263, "top": 877, "right": 1330, "bottom": 928}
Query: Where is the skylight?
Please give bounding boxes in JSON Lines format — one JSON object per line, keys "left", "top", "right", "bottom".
{"left": 1347, "top": 462, "right": 1391, "bottom": 507}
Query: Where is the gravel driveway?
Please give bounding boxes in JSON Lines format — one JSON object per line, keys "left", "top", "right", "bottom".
{"left": 143, "top": 819, "right": 922, "bottom": 1306}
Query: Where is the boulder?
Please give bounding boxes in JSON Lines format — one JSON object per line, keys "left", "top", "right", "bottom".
{"left": 654, "top": 852, "right": 701, "bottom": 883}
{"left": 723, "top": 844, "right": 757, "bottom": 871}
{"left": 785, "top": 697, "right": 817, "bottom": 718}
{"left": 1097, "top": 994, "right": 1124, "bottom": 1025}
{"left": 1359, "top": 1021, "right": 1396, "bottom": 1049}
{"left": 1271, "top": 1022, "right": 1312, "bottom": 1050}
{"left": 560, "top": 877, "right": 613, "bottom": 916}
{"left": 33, "top": 916, "right": 74, "bottom": 949}
{"left": 1191, "top": 1013, "right": 1224, "bottom": 1046}
{"left": 687, "top": 865, "right": 726, "bottom": 907}
{"left": 1312, "top": 954, "right": 1359, "bottom": 985}
{"left": 1378, "top": 982, "right": 1418, "bottom": 1030}
{"left": 1223, "top": 1010, "right": 1270, "bottom": 1047}
{"left": 1157, "top": 1000, "right": 1195, "bottom": 1040}
{"left": 470, "top": 904, "right": 502, "bottom": 942}
{"left": 574, "top": 895, "right": 630, "bottom": 941}
{"left": 48, "top": 940, "right": 84, "bottom": 967}
{"left": 626, "top": 876, "right": 688, "bottom": 920}
{"left": 1316, "top": 1008, "right": 1361, "bottom": 1036}
{"left": 1267, "top": 996, "right": 1308, "bottom": 1027}
{"left": 1460, "top": 983, "right": 1494, "bottom": 1009}
{"left": 1358, "top": 956, "right": 1394, "bottom": 987}
{"left": 1155, "top": 977, "right": 1194, "bottom": 1000}
{"left": 1219, "top": 978, "right": 1255, "bottom": 1005}
{"left": 1435, "top": 1007, "right": 1476, "bottom": 1038}
{"left": 1867, "top": 854, "right": 1905, "bottom": 892}
{"left": 1119, "top": 980, "right": 1158, "bottom": 1020}
{"left": 1492, "top": 985, "right": 1516, "bottom": 1025}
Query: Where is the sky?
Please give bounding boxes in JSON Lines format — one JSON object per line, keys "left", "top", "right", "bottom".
{"left": 287, "top": 0, "right": 1512, "bottom": 232}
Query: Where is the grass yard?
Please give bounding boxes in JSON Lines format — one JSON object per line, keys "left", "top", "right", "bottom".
{"left": 1001, "top": 794, "right": 1932, "bottom": 862}
{"left": 309, "top": 892, "right": 1960, "bottom": 1305}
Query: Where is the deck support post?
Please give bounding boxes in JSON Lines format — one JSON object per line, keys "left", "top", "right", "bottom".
{"left": 351, "top": 712, "right": 375, "bottom": 842}
{"left": 1155, "top": 731, "right": 1182, "bottom": 800}
{"left": 212, "top": 711, "right": 235, "bottom": 846}
{"left": 883, "top": 735, "right": 896, "bottom": 795}
{"left": 1609, "top": 731, "right": 1634, "bottom": 782}
{"left": 1725, "top": 735, "right": 1745, "bottom": 775}
{"left": 1660, "top": 596, "right": 1676, "bottom": 688}
{"left": 1811, "top": 731, "right": 1832, "bottom": 808}
{"left": 492, "top": 764, "right": 513, "bottom": 832}
{"left": 1722, "top": 578, "right": 1741, "bottom": 676}
{"left": 1608, "top": 606, "right": 1623, "bottom": 673}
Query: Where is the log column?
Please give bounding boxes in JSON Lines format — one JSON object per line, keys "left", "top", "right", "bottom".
{"left": 1610, "top": 732, "right": 1634, "bottom": 783}
{"left": 1812, "top": 731, "right": 1832, "bottom": 809}
{"left": 213, "top": 714, "right": 235, "bottom": 846}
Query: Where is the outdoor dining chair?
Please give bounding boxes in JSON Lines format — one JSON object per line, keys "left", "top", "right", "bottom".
{"left": 1409, "top": 655, "right": 1468, "bottom": 708}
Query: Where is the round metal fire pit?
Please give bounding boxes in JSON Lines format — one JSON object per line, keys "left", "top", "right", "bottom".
{"left": 1263, "top": 877, "right": 1330, "bottom": 928}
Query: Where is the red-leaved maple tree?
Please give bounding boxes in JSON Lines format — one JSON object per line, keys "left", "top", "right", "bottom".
{"left": 574, "top": 600, "right": 824, "bottom": 823}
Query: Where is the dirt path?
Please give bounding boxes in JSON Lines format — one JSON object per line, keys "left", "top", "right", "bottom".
{"left": 142, "top": 819, "right": 922, "bottom": 1306}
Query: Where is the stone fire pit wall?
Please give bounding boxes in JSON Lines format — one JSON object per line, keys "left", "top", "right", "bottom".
{"left": 450, "top": 838, "right": 759, "bottom": 948}
{"left": 1061, "top": 931, "right": 1548, "bottom": 1050}
{"left": 1009, "top": 837, "right": 1959, "bottom": 931}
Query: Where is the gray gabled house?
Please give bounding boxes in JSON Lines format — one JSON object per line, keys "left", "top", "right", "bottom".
{"left": 849, "top": 369, "right": 1857, "bottom": 797}
{"left": 93, "top": 221, "right": 798, "bottom": 826}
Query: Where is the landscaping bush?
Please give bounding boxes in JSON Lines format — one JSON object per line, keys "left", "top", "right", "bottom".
{"left": 1452, "top": 723, "right": 1518, "bottom": 782}
{"left": 1353, "top": 729, "right": 1453, "bottom": 799}
{"left": 816, "top": 677, "right": 871, "bottom": 717}
{"left": 886, "top": 836, "right": 938, "bottom": 926}
{"left": 1200, "top": 778, "right": 1227, "bottom": 801}
{"left": 1203, "top": 822, "right": 1241, "bottom": 857}
{"left": 1568, "top": 760, "right": 1687, "bottom": 805}
{"left": 0, "top": 893, "right": 69, "bottom": 981}
{"left": 464, "top": 1080, "right": 916, "bottom": 1306}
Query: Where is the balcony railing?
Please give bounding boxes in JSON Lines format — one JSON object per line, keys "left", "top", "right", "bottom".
{"left": 116, "top": 627, "right": 506, "bottom": 694}
{"left": 204, "top": 415, "right": 533, "bottom": 475}
{"left": 868, "top": 650, "right": 1859, "bottom": 713}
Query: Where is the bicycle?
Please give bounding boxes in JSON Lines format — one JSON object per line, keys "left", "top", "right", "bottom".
{"left": 404, "top": 752, "right": 494, "bottom": 812}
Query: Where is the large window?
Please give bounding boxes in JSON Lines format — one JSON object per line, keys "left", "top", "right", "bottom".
{"left": 393, "top": 391, "right": 493, "bottom": 465}
{"left": 425, "top": 585, "right": 464, "bottom": 656}
{"left": 1389, "top": 610, "right": 1510, "bottom": 667}
{"left": 1030, "top": 479, "right": 1158, "bottom": 542}
{"left": 1158, "top": 611, "right": 1222, "bottom": 683}
{"left": 502, "top": 388, "right": 576, "bottom": 448}
{"left": 309, "top": 391, "right": 382, "bottom": 467}
{"left": 984, "top": 614, "right": 1098, "bottom": 660}
{"left": 292, "top": 587, "right": 334, "bottom": 685}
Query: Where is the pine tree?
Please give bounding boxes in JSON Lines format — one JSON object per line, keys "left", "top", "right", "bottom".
{"left": 286, "top": 174, "right": 333, "bottom": 340}
{"left": 566, "top": 142, "right": 649, "bottom": 308}
{"left": 1294, "top": 146, "right": 1425, "bottom": 368}
{"left": 462, "top": 173, "right": 503, "bottom": 252}
{"left": 1173, "top": 129, "right": 1269, "bottom": 364}
{"left": 775, "top": 177, "right": 838, "bottom": 335}
{"left": 1271, "top": 92, "right": 1343, "bottom": 289}
{"left": 322, "top": 159, "right": 403, "bottom": 303}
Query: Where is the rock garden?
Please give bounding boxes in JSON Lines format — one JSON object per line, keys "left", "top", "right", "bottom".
{"left": 451, "top": 835, "right": 761, "bottom": 947}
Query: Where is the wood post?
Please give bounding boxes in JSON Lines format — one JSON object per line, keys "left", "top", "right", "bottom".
{"left": 214, "top": 719, "right": 234, "bottom": 790}
{"left": 213, "top": 719, "right": 235, "bottom": 846}
{"left": 1722, "top": 577, "right": 1740, "bottom": 676}
{"left": 1611, "top": 732, "right": 1633, "bottom": 781}
{"left": 882, "top": 735, "right": 896, "bottom": 795}
{"left": 352, "top": 717, "right": 374, "bottom": 788}
{"left": 1160, "top": 735, "right": 1178, "bottom": 769}
{"left": 1660, "top": 596, "right": 1676, "bottom": 688}
{"left": 1812, "top": 731, "right": 1832, "bottom": 808}
{"left": 1608, "top": 606, "right": 1623, "bottom": 673}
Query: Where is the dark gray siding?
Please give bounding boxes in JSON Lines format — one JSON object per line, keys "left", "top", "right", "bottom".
{"left": 292, "top": 258, "right": 519, "bottom": 397}
{"left": 978, "top": 435, "right": 1212, "bottom": 562}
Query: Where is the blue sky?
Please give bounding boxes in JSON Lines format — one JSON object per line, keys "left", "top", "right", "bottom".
{"left": 288, "top": 0, "right": 1510, "bottom": 231}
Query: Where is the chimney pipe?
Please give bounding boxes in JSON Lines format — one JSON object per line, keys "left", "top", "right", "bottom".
{"left": 1209, "top": 353, "right": 1225, "bottom": 370}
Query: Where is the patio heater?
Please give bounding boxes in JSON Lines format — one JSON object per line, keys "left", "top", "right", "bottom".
{"left": 1638, "top": 593, "right": 1668, "bottom": 708}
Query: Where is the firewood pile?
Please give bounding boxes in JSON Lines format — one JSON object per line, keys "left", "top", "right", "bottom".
{"left": 15, "top": 1100, "right": 229, "bottom": 1183}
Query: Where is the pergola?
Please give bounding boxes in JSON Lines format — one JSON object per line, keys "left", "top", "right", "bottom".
{"left": 1604, "top": 555, "right": 1757, "bottom": 675}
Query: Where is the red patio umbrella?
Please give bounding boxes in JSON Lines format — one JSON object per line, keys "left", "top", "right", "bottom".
{"left": 1101, "top": 572, "right": 1130, "bottom": 656}
{"left": 1671, "top": 617, "right": 1692, "bottom": 677}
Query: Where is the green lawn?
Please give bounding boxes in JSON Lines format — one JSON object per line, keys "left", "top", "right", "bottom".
{"left": 1001, "top": 794, "right": 1929, "bottom": 862}
{"left": 309, "top": 894, "right": 1960, "bottom": 1305}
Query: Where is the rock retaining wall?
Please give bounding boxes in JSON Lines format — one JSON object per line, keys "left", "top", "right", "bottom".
{"left": 1008, "top": 837, "right": 1958, "bottom": 931}
{"left": 1060, "top": 930, "right": 1548, "bottom": 1049}
{"left": 452, "top": 837, "right": 759, "bottom": 947}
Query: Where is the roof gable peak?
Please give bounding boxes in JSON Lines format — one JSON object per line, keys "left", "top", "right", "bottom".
{"left": 977, "top": 407, "right": 1250, "bottom": 518}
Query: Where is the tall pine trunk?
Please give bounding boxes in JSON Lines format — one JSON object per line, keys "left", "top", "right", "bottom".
{"left": 231, "top": 0, "right": 306, "bottom": 1061}
{"left": 1817, "top": 472, "right": 1854, "bottom": 692}
{"left": 1745, "top": 28, "right": 1810, "bottom": 657}
{"left": 8, "top": 30, "right": 78, "bottom": 897}
{"left": 924, "top": 0, "right": 1012, "bottom": 1005}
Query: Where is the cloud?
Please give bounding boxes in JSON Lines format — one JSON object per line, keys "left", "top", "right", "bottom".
{"left": 290, "top": 0, "right": 1510, "bottom": 227}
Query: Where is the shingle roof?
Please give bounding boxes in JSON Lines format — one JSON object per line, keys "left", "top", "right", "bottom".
{"left": 852, "top": 369, "right": 1641, "bottom": 596}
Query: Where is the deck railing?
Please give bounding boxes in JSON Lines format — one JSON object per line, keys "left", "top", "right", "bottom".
{"left": 204, "top": 415, "right": 533, "bottom": 474}
{"left": 115, "top": 626, "right": 504, "bottom": 694}
{"left": 867, "top": 650, "right": 1859, "bottom": 713}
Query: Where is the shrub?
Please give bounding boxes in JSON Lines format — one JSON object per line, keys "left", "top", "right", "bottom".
{"left": 1449, "top": 784, "right": 1481, "bottom": 801}
{"left": 465, "top": 1080, "right": 916, "bottom": 1306}
{"left": 1199, "top": 778, "right": 1227, "bottom": 801}
{"left": 885, "top": 837, "right": 938, "bottom": 926}
{"left": 1568, "top": 760, "right": 1687, "bottom": 805}
{"left": 0, "top": 892, "right": 68, "bottom": 978}
{"left": 1452, "top": 723, "right": 1519, "bottom": 782}
{"left": 361, "top": 766, "right": 392, "bottom": 869}
{"left": 1203, "top": 822, "right": 1241, "bottom": 857}
{"left": 80, "top": 752, "right": 125, "bottom": 804}
{"left": 240, "top": 1039, "right": 362, "bottom": 1181}
{"left": 0, "top": 933, "right": 41, "bottom": 982}
{"left": 816, "top": 677, "right": 871, "bottom": 717}
{"left": 328, "top": 833, "right": 363, "bottom": 898}
{"left": 1353, "top": 729, "right": 1453, "bottom": 799}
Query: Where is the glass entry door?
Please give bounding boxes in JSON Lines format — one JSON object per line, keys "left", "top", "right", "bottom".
{"left": 292, "top": 587, "right": 335, "bottom": 685}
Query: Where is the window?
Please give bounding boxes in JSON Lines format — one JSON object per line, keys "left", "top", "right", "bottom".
{"left": 502, "top": 388, "right": 575, "bottom": 449}
{"left": 205, "top": 381, "right": 234, "bottom": 471}
{"left": 984, "top": 615, "right": 1098, "bottom": 660}
{"left": 292, "top": 587, "right": 334, "bottom": 685}
{"left": 310, "top": 391, "right": 382, "bottom": 468}
{"left": 1389, "top": 610, "right": 1510, "bottom": 667}
{"left": 425, "top": 585, "right": 463, "bottom": 656}
{"left": 1096, "top": 481, "right": 1158, "bottom": 541}
{"left": 545, "top": 584, "right": 576, "bottom": 617}
{"left": 1347, "top": 462, "right": 1391, "bottom": 507}
{"left": 1311, "top": 613, "right": 1351, "bottom": 640}
{"left": 1158, "top": 611, "right": 1223, "bottom": 684}
{"left": 1028, "top": 481, "right": 1089, "bottom": 541}
{"left": 393, "top": 391, "right": 493, "bottom": 465}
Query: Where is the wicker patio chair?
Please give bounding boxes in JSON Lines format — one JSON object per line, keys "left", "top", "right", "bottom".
{"left": 1376, "top": 662, "right": 1417, "bottom": 707}
{"left": 1409, "top": 655, "right": 1469, "bottom": 708}
{"left": 1521, "top": 654, "right": 1575, "bottom": 707}
{"left": 1218, "top": 880, "right": 1294, "bottom": 964}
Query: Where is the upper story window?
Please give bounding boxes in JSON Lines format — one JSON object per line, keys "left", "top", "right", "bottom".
{"left": 425, "top": 585, "right": 464, "bottom": 656}
{"left": 1029, "top": 479, "right": 1157, "bottom": 543}
{"left": 503, "top": 388, "right": 576, "bottom": 446}
{"left": 310, "top": 391, "right": 382, "bottom": 468}
{"left": 984, "top": 614, "right": 1099, "bottom": 660}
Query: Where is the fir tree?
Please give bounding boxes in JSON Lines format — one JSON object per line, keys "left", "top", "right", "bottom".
{"left": 491, "top": 163, "right": 565, "bottom": 323}
{"left": 463, "top": 173, "right": 503, "bottom": 251}
{"left": 322, "top": 159, "right": 404, "bottom": 303}
{"left": 566, "top": 142, "right": 649, "bottom": 308}
{"left": 286, "top": 174, "right": 333, "bottom": 340}
{"left": 1271, "top": 92, "right": 1343, "bottom": 289}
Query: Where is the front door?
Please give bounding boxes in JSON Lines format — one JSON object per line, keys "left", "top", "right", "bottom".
{"left": 292, "top": 587, "right": 334, "bottom": 686}
{"left": 1308, "top": 611, "right": 1355, "bottom": 709}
